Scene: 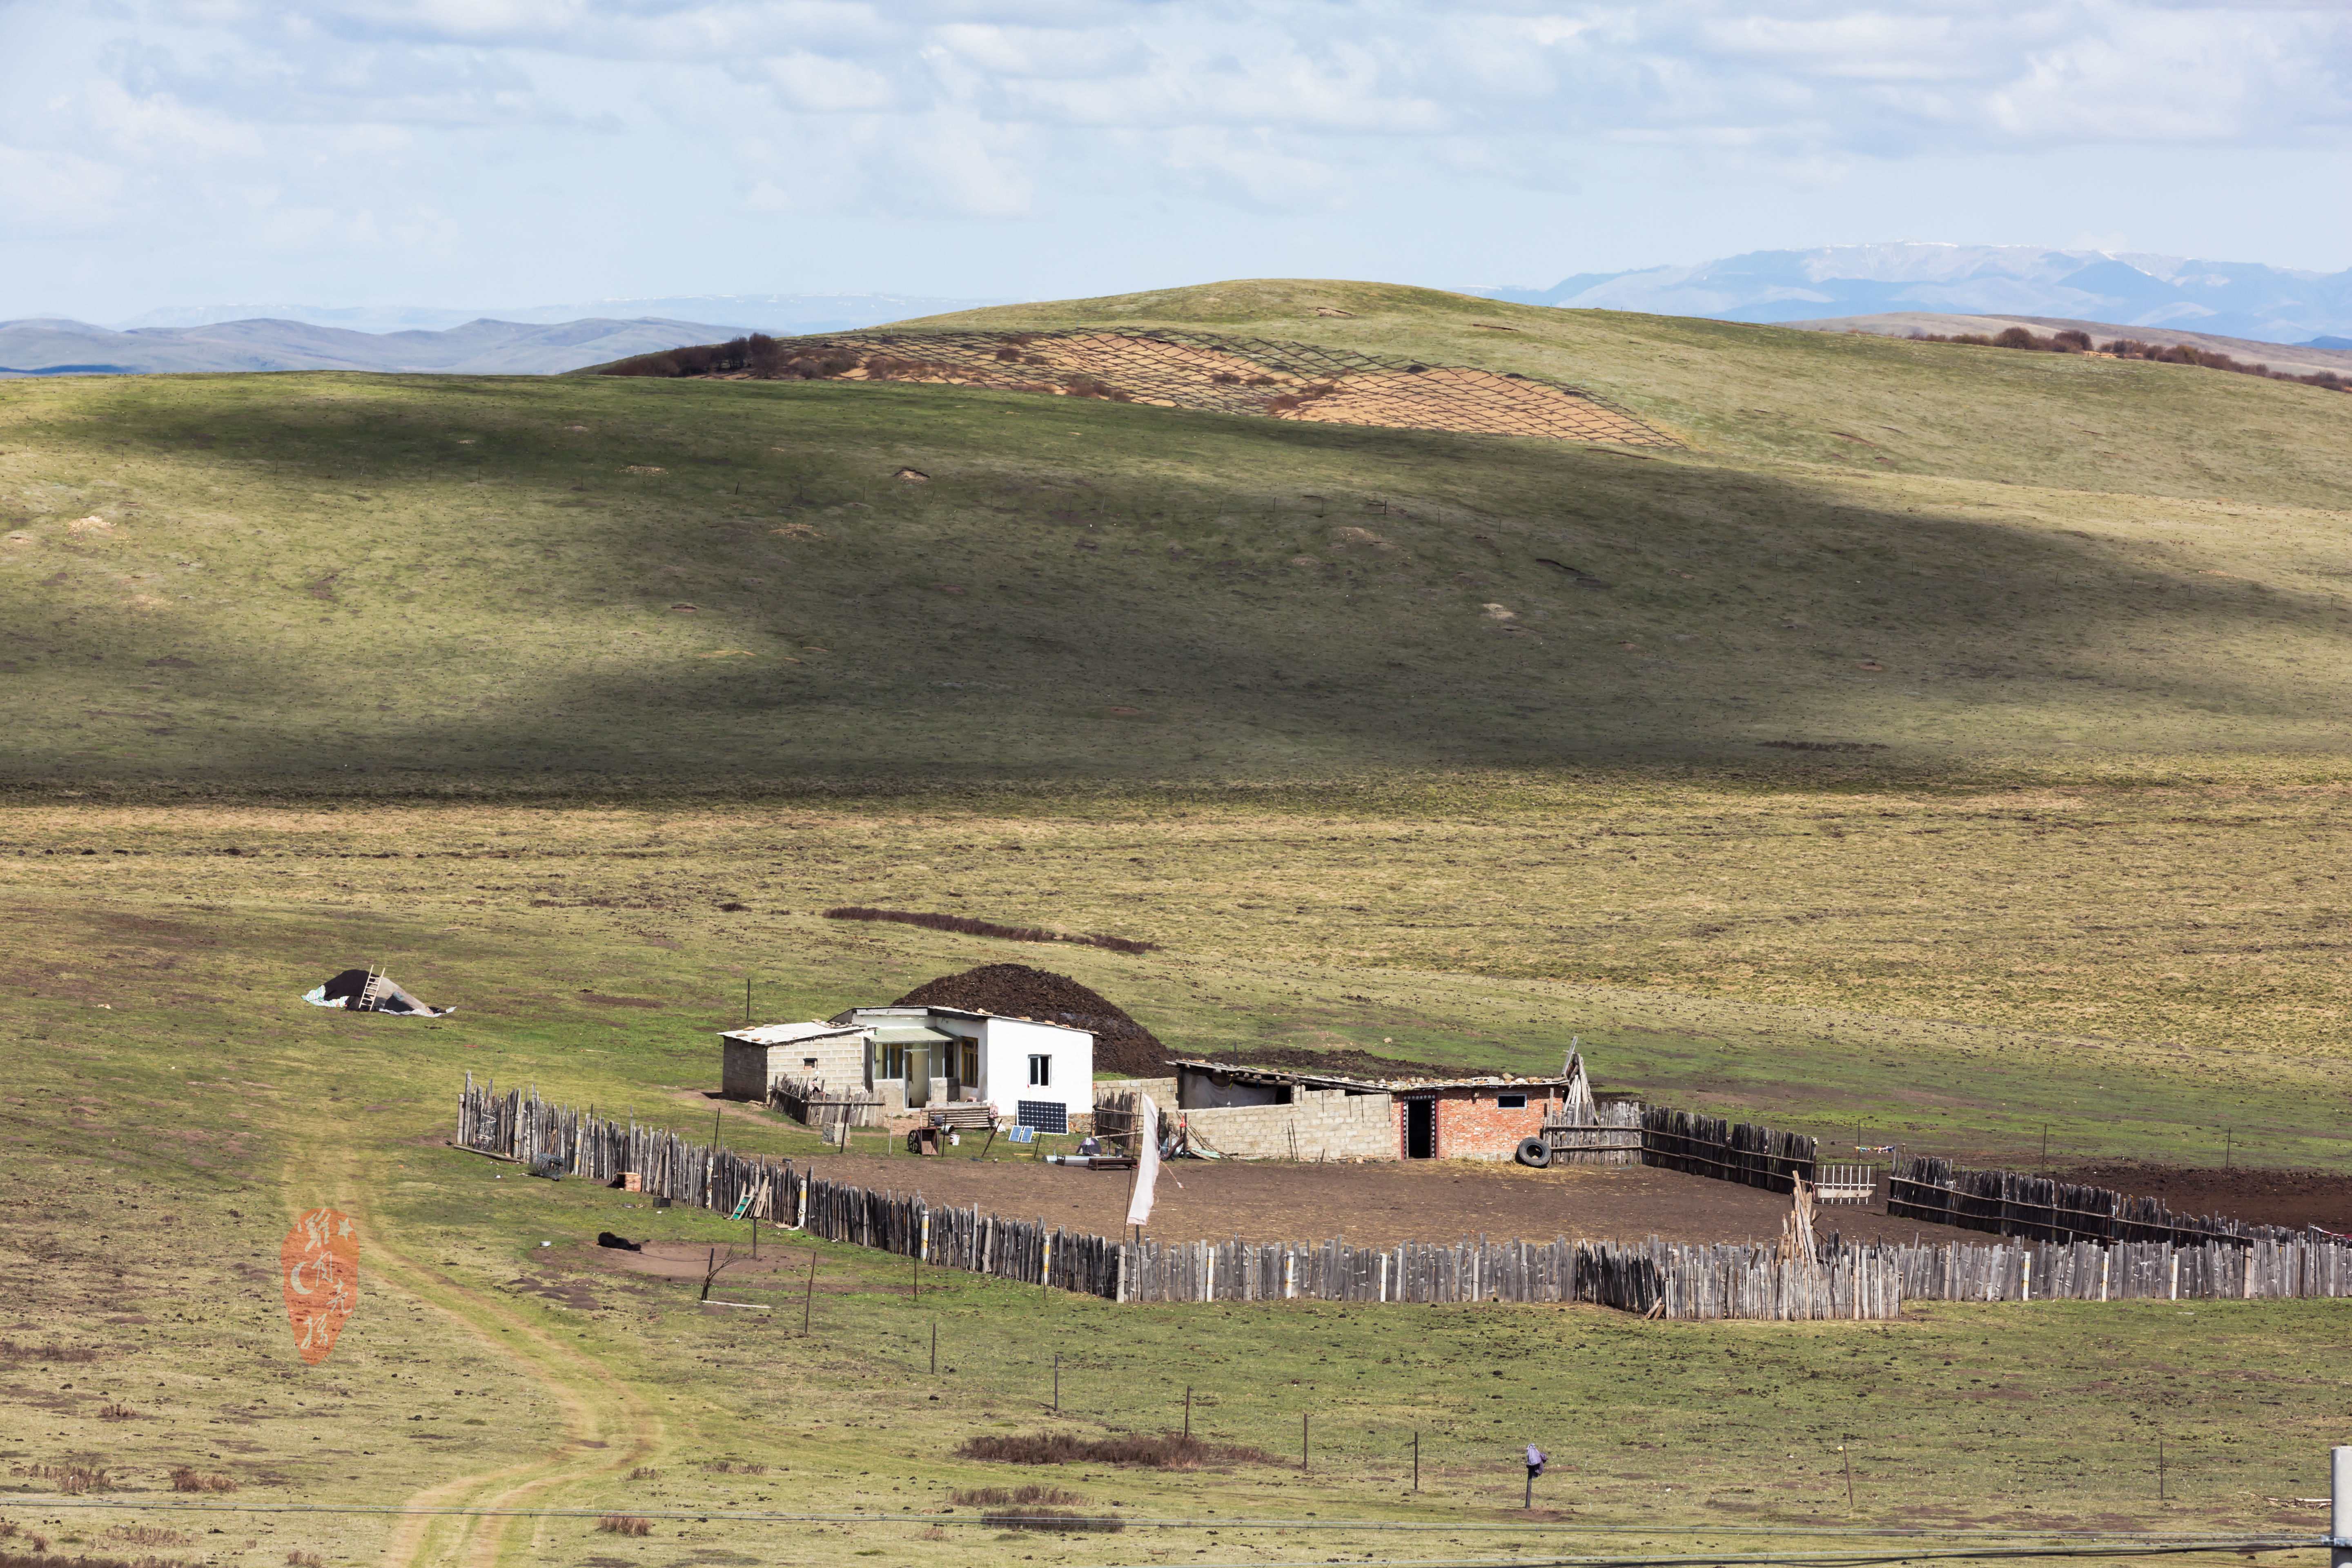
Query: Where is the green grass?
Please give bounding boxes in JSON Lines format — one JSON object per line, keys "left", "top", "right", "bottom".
{"left": 904, "top": 278, "right": 2352, "bottom": 507}
{"left": 5, "top": 277, "right": 2350, "bottom": 1568}
{"left": 4, "top": 896, "right": 2343, "bottom": 1568}
{"left": 4, "top": 279, "right": 2351, "bottom": 785}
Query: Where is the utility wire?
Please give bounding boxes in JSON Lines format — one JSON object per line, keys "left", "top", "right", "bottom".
{"left": 1095, "top": 1544, "right": 2323, "bottom": 1568}
{"left": 3, "top": 1499, "right": 2326, "bottom": 1547}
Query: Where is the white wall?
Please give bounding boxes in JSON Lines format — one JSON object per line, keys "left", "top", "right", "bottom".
{"left": 978, "top": 1017, "right": 1093, "bottom": 1129}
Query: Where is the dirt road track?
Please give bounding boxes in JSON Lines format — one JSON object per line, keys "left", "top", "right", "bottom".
{"left": 277, "top": 1139, "right": 663, "bottom": 1568}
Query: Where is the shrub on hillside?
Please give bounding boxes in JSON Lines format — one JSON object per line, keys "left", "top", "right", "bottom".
{"left": 954, "top": 1431, "right": 1274, "bottom": 1469}
{"left": 982, "top": 1508, "right": 1124, "bottom": 1533}
{"left": 1905, "top": 325, "right": 2345, "bottom": 392}
{"left": 950, "top": 1485, "right": 1090, "bottom": 1506}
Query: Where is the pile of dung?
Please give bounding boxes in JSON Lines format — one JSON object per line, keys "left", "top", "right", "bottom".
{"left": 892, "top": 963, "right": 1169, "bottom": 1078}
{"left": 891, "top": 963, "right": 1522, "bottom": 1084}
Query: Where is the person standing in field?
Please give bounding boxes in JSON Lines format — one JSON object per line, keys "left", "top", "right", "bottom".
{"left": 1524, "top": 1443, "right": 1548, "bottom": 1506}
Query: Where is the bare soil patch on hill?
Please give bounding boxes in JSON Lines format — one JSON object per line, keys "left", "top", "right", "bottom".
{"left": 624, "top": 327, "right": 1677, "bottom": 447}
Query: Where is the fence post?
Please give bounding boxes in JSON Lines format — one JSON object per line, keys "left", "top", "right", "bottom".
{"left": 2330, "top": 1446, "right": 2351, "bottom": 1568}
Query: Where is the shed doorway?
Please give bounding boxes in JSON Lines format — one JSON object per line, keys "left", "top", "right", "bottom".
{"left": 1405, "top": 1097, "right": 1436, "bottom": 1159}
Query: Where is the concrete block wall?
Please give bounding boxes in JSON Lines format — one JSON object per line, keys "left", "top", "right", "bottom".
{"left": 1094, "top": 1077, "right": 1179, "bottom": 1105}
{"left": 1178, "top": 1087, "right": 1398, "bottom": 1160}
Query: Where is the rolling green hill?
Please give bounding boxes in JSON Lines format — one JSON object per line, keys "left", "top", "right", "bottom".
{"left": 2, "top": 278, "right": 2350, "bottom": 788}
{"left": 6, "top": 281, "right": 2350, "bottom": 1564}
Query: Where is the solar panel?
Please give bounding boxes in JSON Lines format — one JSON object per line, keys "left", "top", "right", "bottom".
{"left": 1017, "top": 1100, "right": 1068, "bottom": 1134}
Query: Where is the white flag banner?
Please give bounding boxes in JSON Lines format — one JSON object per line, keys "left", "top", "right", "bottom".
{"left": 1125, "top": 1095, "right": 1160, "bottom": 1228}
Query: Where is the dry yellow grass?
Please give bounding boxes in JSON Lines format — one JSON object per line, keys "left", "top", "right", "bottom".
{"left": 8, "top": 773, "right": 2348, "bottom": 1164}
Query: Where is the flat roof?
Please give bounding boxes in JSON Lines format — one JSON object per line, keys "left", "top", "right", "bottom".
{"left": 1168, "top": 1057, "right": 1578, "bottom": 1093}
{"left": 720, "top": 1020, "right": 869, "bottom": 1047}
{"left": 871, "top": 1025, "right": 954, "bottom": 1046}
{"left": 831, "top": 1004, "right": 1091, "bottom": 1038}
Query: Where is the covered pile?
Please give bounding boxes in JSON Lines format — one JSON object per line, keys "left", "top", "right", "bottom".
{"left": 301, "top": 967, "right": 454, "bottom": 1017}
{"left": 892, "top": 964, "right": 1168, "bottom": 1077}
{"left": 888, "top": 963, "right": 1506, "bottom": 1083}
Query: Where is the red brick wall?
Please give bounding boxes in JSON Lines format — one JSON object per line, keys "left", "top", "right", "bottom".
{"left": 1392, "top": 1087, "right": 1560, "bottom": 1160}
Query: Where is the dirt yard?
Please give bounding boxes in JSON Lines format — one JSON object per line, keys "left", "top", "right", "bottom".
{"left": 728, "top": 1153, "right": 1992, "bottom": 1250}
{"left": 2059, "top": 1163, "right": 2352, "bottom": 1232}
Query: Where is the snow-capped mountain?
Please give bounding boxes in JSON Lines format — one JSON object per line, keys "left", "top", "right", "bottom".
{"left": 1478, "top": 244, "right": 2352, "bottom": 345}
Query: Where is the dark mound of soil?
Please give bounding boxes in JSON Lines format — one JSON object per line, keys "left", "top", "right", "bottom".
{"left": 891, "top": 963, "right": 1521, "bottom": 1083}
{"left": 893, "top": 964, "right": 1169, "bottom": 1077}
{"left": 2058, "top": 1163, "right": 2352, "bottom": 1232}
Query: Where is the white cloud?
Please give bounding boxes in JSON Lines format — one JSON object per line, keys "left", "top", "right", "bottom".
{"left": 0, "top": 143, "right": 127, "bottom": 229}
{"left": 96, "top": 0, "right": 2352, "bottom": 162}
{"left": 1166, "top": 125, "right": 1344, "bottom": 212}
{"left": 3, "top": 0, "right": 2346, "bottom": 317}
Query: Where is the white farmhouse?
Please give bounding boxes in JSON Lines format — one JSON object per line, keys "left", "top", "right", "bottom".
{"left": 832, "top": 1004, "right": 1094, "bottom": 1133}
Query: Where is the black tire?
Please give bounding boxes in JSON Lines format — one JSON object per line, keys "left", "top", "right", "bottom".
{"left": 1516, "top": 1137, "right": 1551, "bottom": 1168}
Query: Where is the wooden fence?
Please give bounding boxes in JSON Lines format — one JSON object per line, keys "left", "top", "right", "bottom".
{"left": 1114, "top": 1233, "right": 1901, "bottom": 1320}
{"left": 1815, "top": 1164, "right": 1878, "bottom": 1205}
{"left": 457, "top": 1076, "right": 795, "bottom": 1221}
{"left": 1093, "top": 1091, "right": 1146, "bottom": 1158}
{"left": 1882, "top": 1234, "right": 2352, "bottom": 1302}
{"left": 1887, "top": 1155, "right": 2301, "bottom": 1246}
{"left": 1640, "top": 1107, "right": 1817, "bottom": 1192}
{"left": 772, "top": 1075, "right": 880, "bottom": 1135}
{"left": 1544, "top": 1100, "right": 1644, "bottom": 1166}
{"left": 796, "top": 1175, "right": 1126, "bottom": 1297}
{"left": 450, "top": 1080, "right": 2352, "bottom": 1318}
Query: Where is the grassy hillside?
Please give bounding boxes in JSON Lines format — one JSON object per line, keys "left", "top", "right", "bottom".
{"left": 900, "top": 278, "right": 2352, "bottom": 507}
{"left": 3, "top": 280, "right": 2350, "bottom": 786}
{"left": 6, "top": 280, "right": 2349, "bottom": 1567}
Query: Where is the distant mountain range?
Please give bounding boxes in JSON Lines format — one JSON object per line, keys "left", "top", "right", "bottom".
{"left": 0, "top": 292, "right": 1018, "bottom": 378}
{"left": 104, "top": 293, "right": 1013, "bottom": 336}
{"left": 16, "top": 255, "right": 2350, "bottom": 377}
{"left": 1475, "top": 244, "right": 2352, "bottom": 346}
{"left": 0, "top": 316, "right": 762, "bottom": 377}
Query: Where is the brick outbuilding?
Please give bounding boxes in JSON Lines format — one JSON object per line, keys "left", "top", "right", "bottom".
{"left": 1163, "top": 1055, "right": 1632, "bottom": 1163}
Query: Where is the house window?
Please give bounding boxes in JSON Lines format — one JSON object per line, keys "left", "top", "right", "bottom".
{"left": 960, "top": 1040, "right": 979, "bottom": 1085}
{"left": 1497, "top": 1093, "right": 1527, "bottom": 1109}
{"left": 802, "top": 1057, "right": 819, "bottom": 1069}
{"left": 1028, "top": 1054, "right": 1051, "bottom": 1087}
{"left": 883, "top": 1043, "right": 905, "bottom": 1080}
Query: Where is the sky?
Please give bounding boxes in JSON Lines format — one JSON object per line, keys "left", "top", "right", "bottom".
{"left": 1, "top": 0, "right": 2348, "bottom": 320}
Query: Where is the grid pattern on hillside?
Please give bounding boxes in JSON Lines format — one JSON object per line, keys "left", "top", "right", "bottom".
{"left": 760, "top": 328, "right": 1678, "bottom": 447}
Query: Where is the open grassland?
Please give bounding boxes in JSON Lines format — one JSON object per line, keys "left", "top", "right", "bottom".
{"left": 904, "top": 279, "right": 2352, "bottom": 508}
{"left": 7, "top": 786, "right": 2352, "bottom": 1169}
{"left": 2, "top": 897, "right": 2348, "bottom": 1568}
{"left": 5, "top": 279, "right": 2352, "bottom": 1567}
{"left": 3, "top": 280, "right": 2351, "bottom": 783}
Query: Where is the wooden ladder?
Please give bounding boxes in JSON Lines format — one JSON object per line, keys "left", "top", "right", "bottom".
{"left": 354, "top": 965, "right": 388, "bottom": 1011}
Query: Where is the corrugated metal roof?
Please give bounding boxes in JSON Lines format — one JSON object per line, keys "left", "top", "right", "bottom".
{"left": 1167, "top": 1057, "right": 1574, "bottom": 1093}
{"left": 720, "top": 1020, "right": 869, "bottom": 1046}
